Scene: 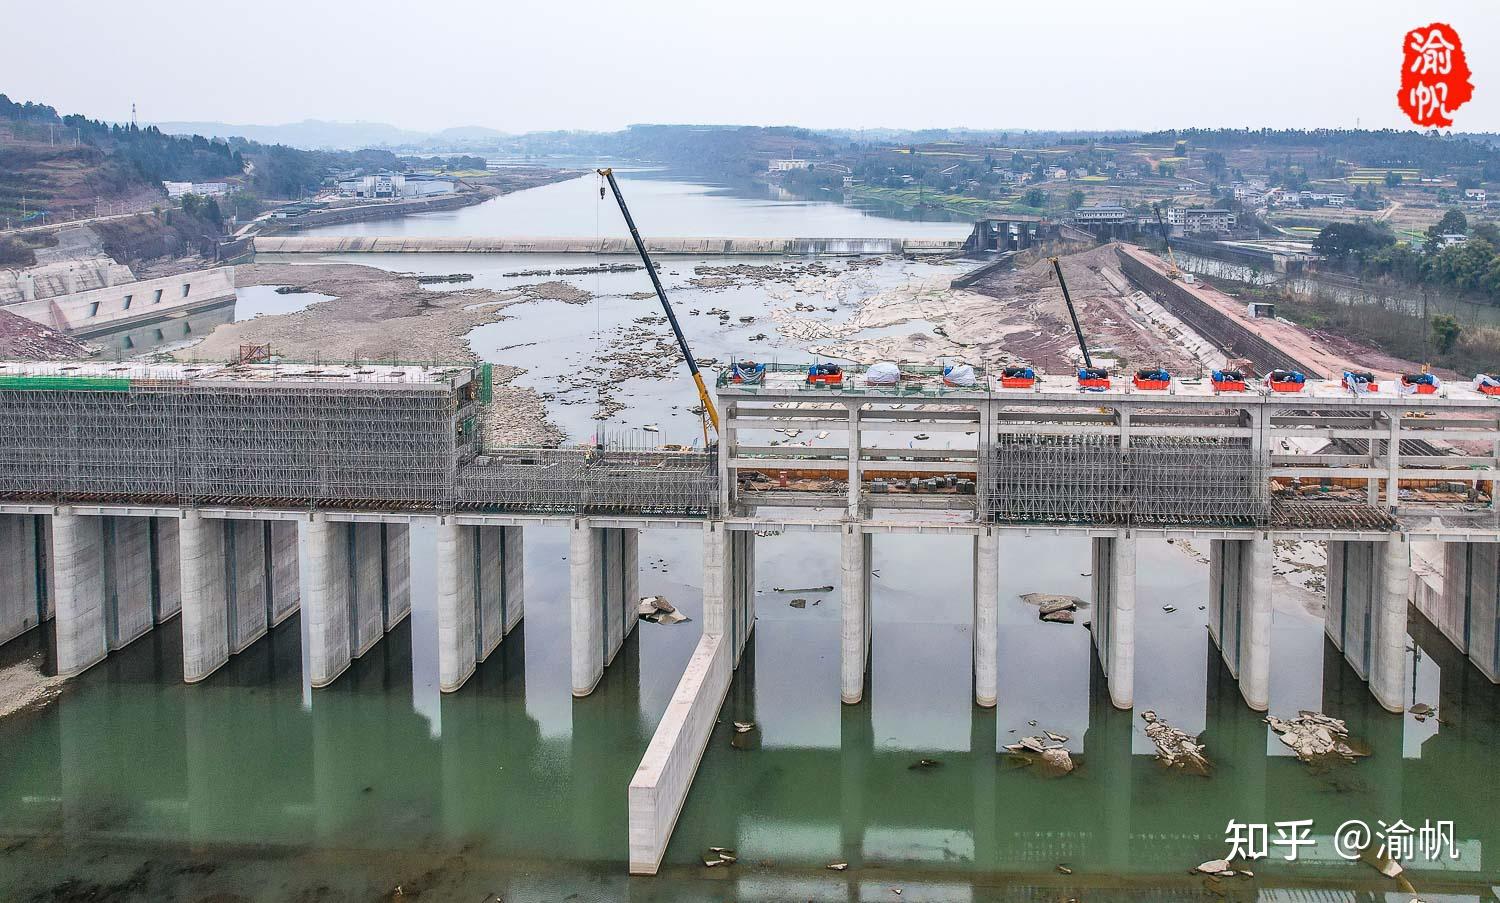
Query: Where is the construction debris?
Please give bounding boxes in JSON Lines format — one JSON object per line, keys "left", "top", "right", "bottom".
{"left": 1140, "top": 711, "right": 1211, "bottom": 775}
{"left": 1265, "top": 711, "right": 1369, "bottom": 764}
{"left": 637, "top": 596, "right": 689, "bottom": 625}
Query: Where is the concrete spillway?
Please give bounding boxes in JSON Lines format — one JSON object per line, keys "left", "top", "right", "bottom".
{"left": 251, "top": 236, "right": 964, "bottom": 256}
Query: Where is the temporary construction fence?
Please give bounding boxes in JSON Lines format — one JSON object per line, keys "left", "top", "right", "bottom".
{"left": 456, "top": 446, "right": 718, "bottom": 516}
{"left": 985, "top": 433, "right": 1269, "bottom": 527}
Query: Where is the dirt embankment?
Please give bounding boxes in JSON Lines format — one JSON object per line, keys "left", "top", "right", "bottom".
{"left": 959, "top": 243, "right": 1200, "bottom": 372}
{"left": 181, "top": 261, "right": 564, "bottom": 446}
{"left": 0, "top": 309, "right": 91, "bottom": 359}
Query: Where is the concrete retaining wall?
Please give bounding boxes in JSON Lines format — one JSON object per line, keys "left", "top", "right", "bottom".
{"left": 5, "top": 267, "right": 236, "bottom": 337}
{"left": 628, "top": 632, "right": 730, "bottom": 875}
{"left": 1116, "top": 248, "right": 1315, "bottom": 375}
{"left": 254, "top": 236, "right": 961, "bottom": 257}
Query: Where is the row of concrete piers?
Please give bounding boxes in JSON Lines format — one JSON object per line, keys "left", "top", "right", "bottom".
{"left": 9, "top": 506, "right": 1500, "bottom": 876}
{"left": 5, "top": 510, "right": 1494, "bottom": 718}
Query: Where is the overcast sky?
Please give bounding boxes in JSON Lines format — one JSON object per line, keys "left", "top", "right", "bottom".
{"left": 6, "top": 0, "right": 1497, "bottom": 134}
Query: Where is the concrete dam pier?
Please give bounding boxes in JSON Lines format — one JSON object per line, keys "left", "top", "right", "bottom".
{"left": 5, "top": 358, "right": 1500, "bottom": 873}
{"left": 251, "top": 235, "right": 964, "bottom": 256}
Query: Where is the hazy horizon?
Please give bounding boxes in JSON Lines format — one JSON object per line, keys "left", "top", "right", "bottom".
{"left": 6, "top": 0, "right": 1498, "bottom": 134}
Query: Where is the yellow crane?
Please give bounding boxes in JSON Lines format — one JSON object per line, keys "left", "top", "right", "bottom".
{"left": 596, "top": 168, "right": 720, "bottom": 442}
{"left": 1152, "top": 202, "right": 1183, "bottom": 279}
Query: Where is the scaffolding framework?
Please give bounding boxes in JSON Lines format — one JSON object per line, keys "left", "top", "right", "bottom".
{"left": 457, "top": 447, "right": 717, "bottom": 516}
{"left": 985, "top": 434, "right": 1269, "bottom": 527}
{"left": 0, "top": 381, "right": 469, "bottom": 509}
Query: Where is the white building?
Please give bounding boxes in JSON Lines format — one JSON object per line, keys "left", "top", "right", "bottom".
{"left": 1182, "top": 209, "right": 1236, "bottom": 235}
{"left": 337, "top": 172, "right": 455, "bottom": 199}
{"left": 1072, "top": 205, "right": 1131, "bottom": 225}
{"left": 1465, "top": 188, "right": 1488, "bottom": 204}
{"left": 163, "top": 181, "right": 228, "bottom": 198}
{"left": 768, "top": 159, "right": 813, "bottom": 172}
{"left": 1047, "top": 167, "right": 1069, "bottom": 181}
{"left": 1234, "top": 186, "right": 1267, "bottom": 206}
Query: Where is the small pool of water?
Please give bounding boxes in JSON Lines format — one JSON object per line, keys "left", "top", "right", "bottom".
{"left": 233, "top": 284, "right": 334, "bottom": 322}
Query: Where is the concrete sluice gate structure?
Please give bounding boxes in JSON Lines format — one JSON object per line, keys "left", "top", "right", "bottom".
{"left": 7, "top": 359, "right": 1500, "bottom": 874}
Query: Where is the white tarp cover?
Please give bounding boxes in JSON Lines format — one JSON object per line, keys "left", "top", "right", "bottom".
{"left": 865, "top": 362, "right": 901, "bottom": 385}
{"left": 943, "top": 364, "right": 976, "bottom": 386}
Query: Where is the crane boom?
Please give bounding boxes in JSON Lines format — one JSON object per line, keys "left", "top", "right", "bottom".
{"left": 596, "top": 168, "right": 720, "bottom": 437}
{"left": 1049, "top": 256, "right": 1093, "bottom": 370}
{"left": 1152, "top": 202, "right": 1182, "bottom": 278}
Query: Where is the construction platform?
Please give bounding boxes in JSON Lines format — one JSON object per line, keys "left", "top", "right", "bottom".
{"left": 2, "top": 359, "right": 1499, "bottom": 538}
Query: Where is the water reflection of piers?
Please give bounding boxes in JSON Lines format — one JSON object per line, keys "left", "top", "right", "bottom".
{"left": 659, "top": 625, "right": 1497, "bottom": 889}
{"left": 3, "top": 595, "right": 1498, "bottom": 892}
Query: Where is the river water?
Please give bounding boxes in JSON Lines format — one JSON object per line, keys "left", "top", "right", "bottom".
{"left": 3, "top": 172, "right": 1498, "bottom": 900}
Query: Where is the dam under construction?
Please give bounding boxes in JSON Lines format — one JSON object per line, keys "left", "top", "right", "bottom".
{"left": 6, "top": 165, "right": 1500, "bottom": 897}
{"left": 5, "top": 355, "right": 1500, "bottom": 878}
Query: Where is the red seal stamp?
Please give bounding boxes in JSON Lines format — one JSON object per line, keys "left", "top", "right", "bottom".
{"left": 1398, "top": 23, "right": 1474, "bottom": 127}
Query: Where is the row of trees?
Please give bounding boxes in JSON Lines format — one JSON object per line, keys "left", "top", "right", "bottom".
{"left": 1, "top": 93, "right": 409, "bottom": 206}
{"left": 1314, "top": 210, "right": 1500, "bottom": 303}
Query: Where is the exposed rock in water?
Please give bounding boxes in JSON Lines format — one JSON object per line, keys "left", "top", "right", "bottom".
{"left": 1141, "top": 710, "right": 1211, "bottom": 776}
{"left": 637, "top": 596, "right": 689, "bottom": 625}
{"left": 516, "top": 280, "right": 593, "bottom": 304}
{"left": 1037, "top": 597, "right": 1077, "bottom": 615}
{"left": 1038, "top": 747, "right": 1075, "bottom": 775}
{"left": 1265, "top": 710, "right": 1369, "bottom": 764}
{"left": 1003, "top": 729, "right": 1076, "bottom": 776}
{"left": 1021, "top": 592, "right": 1090, "bottom": 610}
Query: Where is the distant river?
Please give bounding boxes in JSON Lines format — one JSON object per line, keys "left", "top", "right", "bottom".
{"left": 299, "top": 169, "right": 974, "bottom": 240}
